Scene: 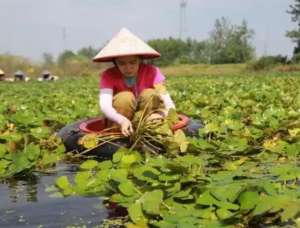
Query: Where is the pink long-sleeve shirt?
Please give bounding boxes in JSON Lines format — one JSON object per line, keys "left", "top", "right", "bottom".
{"left": 99, "top": 64, "right": 175, "bottom": 124}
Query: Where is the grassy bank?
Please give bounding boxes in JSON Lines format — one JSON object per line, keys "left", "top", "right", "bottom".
{"left": 161, "top": 63, "right": 300, "bottom": 77}
{"left": 161, "top": 64, "right": 247, "bottom": 77}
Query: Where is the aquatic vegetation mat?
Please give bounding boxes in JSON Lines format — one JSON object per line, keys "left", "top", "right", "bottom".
{"left": 1, "top": 74, "right": 300, "bottom": 227}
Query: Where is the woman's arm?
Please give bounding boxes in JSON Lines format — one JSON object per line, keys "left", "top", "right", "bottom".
{"left": 154, "top": 83, "right": 176, "bottom": 111}
{"left": 152, "top": 67, "right": 176, "bottom": 111}
{"left": 160, "top": 92, "right": 176, "bottom": 110}
{"left": 99, "top": 88, "right": 128, "bottom": 125}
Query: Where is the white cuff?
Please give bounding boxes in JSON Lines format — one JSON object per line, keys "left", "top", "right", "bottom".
{"left": 99, "top": 89, "right": 127, "bottom": 125}
{"left": 160, "top": 93, "right": 176, "bottom": 111}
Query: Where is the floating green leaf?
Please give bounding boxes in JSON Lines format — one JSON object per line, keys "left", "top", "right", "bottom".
{"left": 239, "top": 191, "right": 259, "bottom": 210}
{"left": 128, "top": 202, "right": 147, "bottom": 225}
{"left": 141, "top": 190, "right": 163, "bottom": 215}
{"left": 80, "top": 160, "right": 98, "bottom": 170}
{"left": 118, "top": 181, "right": 136, "bottom": 196}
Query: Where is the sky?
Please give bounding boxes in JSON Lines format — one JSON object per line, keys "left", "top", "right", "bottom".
{"left": 0, "top": 0, "right": 296, "bottom": 61}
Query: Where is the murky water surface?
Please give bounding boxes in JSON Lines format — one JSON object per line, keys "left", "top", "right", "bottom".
{"left": 0, "top": 163, "right": 107, "bottom": 228}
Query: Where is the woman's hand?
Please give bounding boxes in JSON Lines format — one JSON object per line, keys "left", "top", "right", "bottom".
{"left": 146, "top": 109, "right": 168, "bottom": 122}
{"left": 120, "top": 118, "right": 133, "bottom": 136}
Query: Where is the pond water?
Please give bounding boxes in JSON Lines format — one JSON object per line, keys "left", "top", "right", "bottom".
{"left": 0, "top": 163, "right": 107, "bottom": 228}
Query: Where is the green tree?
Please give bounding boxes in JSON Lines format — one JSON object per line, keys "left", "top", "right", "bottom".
{"left": 181, "top": 39, "right": 215, "bottom": 64}
{"left": 0, "top": 54, "right": 35, "bottom": 76}
{"left": 62, "top": 55, "right": 91, "bottom": 76}
{"left": 208, "top": 17, "right": 255, "bottom": 64}
{"left": 77, "top": 46, "right": 99, "bottom": 59}
{"left": 286, "top": 0, "right": 300, "bottom": 55}
{"left": 148, "top": 38, "right": 190, "bottom": 66}
{"left": 175, "top": 38, "right": 208, "bottom": 64}
{"left": 57, "top": 50, "right": 76, "bottom": 67}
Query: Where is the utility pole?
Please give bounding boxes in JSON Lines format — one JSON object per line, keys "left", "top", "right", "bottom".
{"left": 263, "top": 29, "right": 269, "bottom": 56}
{"left": 179, "top": 0, "right": 187, "bottom": 40}
{"left": 62, "top": 27, "right": 67, "bottom": 51}
{"left": 62, "top": 27, "right": 67, "bottom": 76}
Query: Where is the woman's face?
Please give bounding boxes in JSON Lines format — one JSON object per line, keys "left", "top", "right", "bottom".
{"left": 115, "top": 55, "right": 140, "bottom": 77}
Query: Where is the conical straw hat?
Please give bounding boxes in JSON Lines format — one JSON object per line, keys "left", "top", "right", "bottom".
{"left": 0, "top": 69, "right": 4, "bottom": 75}
{"left": 93, "top": 28, "right": 160, "bottom": 62}
{"left": 42, "top": 70, "right": 50, "bottom": 76}
{"left": 15, "top": 70, "right": 24, "bottom": 76}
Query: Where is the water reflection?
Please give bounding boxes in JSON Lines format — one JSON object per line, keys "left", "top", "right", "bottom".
{"left": 4, "top": 173, "right": 39, "bottom": 203}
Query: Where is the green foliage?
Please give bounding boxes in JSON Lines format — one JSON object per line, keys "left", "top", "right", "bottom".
{"left": 149, "top": 18, "right": 254, "bottom": 66}
{"left": 247, "top": 55, "right": 288, "bottom": 71}
{"left": 0, "top": 46, "right": 100, "bottom": 79}
{"left": 1, "top": 70, "right": 300, "bottom": 227}
{"left": 54, "top": 74, "right": 300, "bottom": 226}
{"left": 208, "top": 17, "right": 255, "bottom": 64}
{"left": 1, "top": 19, "right": 255, "bottom": 77}
{"left": 56, "top": 47, "right": 101, "bottom": 76}
{"left": 287, "top": 0, "right": 300, "bottom": 54}
{"left": 77, "top": 46, "right": 99, "bottom": 59}
{"left": 0, "top": 77, "right": 101, "bottom": 179}
{"left": 57, "top": 50, "right": 76, "bottom": 67}
{"left": 0, "top": 133, "right": 64, "bottom": 178}
{"left": 148, "top": 38, "right": 192, "bottom": 66}
{"left": 0, "top": 54, "right": 39, "bottom": 78}
{"left": 292, "top": 52, "right": 300, "bottom": 63}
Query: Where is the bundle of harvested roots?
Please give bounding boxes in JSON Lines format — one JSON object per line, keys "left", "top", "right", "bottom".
{"left": 79, "top": 97, "right": 189, "bottom": 156}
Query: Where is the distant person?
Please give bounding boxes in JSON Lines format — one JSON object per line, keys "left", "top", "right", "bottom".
{"left": 94, "top": 28, "right": 175, "bottom": 136}
{"left": 0, "top": 69, "right": 14, "bottom": 82}
{"left": 37, "top": 70, "right": 59, "bottom": 81}
{"left": 42, "top": 70, "right": 51, "bottom": 80}
{"left": 0, "top": 69, "right": 5, "bottom": 81}
{"left": 14, "top": 70, "right": 29, "bottom": 81}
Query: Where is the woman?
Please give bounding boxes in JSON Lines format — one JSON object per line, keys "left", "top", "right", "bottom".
{"left": 93, "top": 28, "right": 175, "bottom": 136}
{"left": 0, "top": 69, "right": 5, "bottom": 81}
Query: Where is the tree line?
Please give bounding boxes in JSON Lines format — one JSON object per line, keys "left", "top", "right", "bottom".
{"left": 1, "top": 2, "right": 300, "bottom": 77}
{"left": 0, "top": 17, "right": 255, "bottom": 77}
{"left": 149, "top": 18, "right": 254, "bottom": 66}
{"left": 287, "top": 0, "right": 300, "bottom": 60}
{"left": 56, "top": 17, "right": 255, "bottom": 67}
{"left": 52, "top": 0, "right": 300, "bottom": 68}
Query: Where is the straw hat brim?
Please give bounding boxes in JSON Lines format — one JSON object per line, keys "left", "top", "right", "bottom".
{"left": 93, "top": 52, "right": 160, "bottom": 62}
{"left": 15, "top": 70, "right": 24, "bottom": 76}
{"left": 42, "top": 70, "right": 50, "bottom": 75}
{"left": 93, "top": 28, "right": 160, "bottom": 62}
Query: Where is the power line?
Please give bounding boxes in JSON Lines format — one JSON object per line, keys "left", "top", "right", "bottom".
{"left": 179, "top": 0, "right": 187, "bottom": 39}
